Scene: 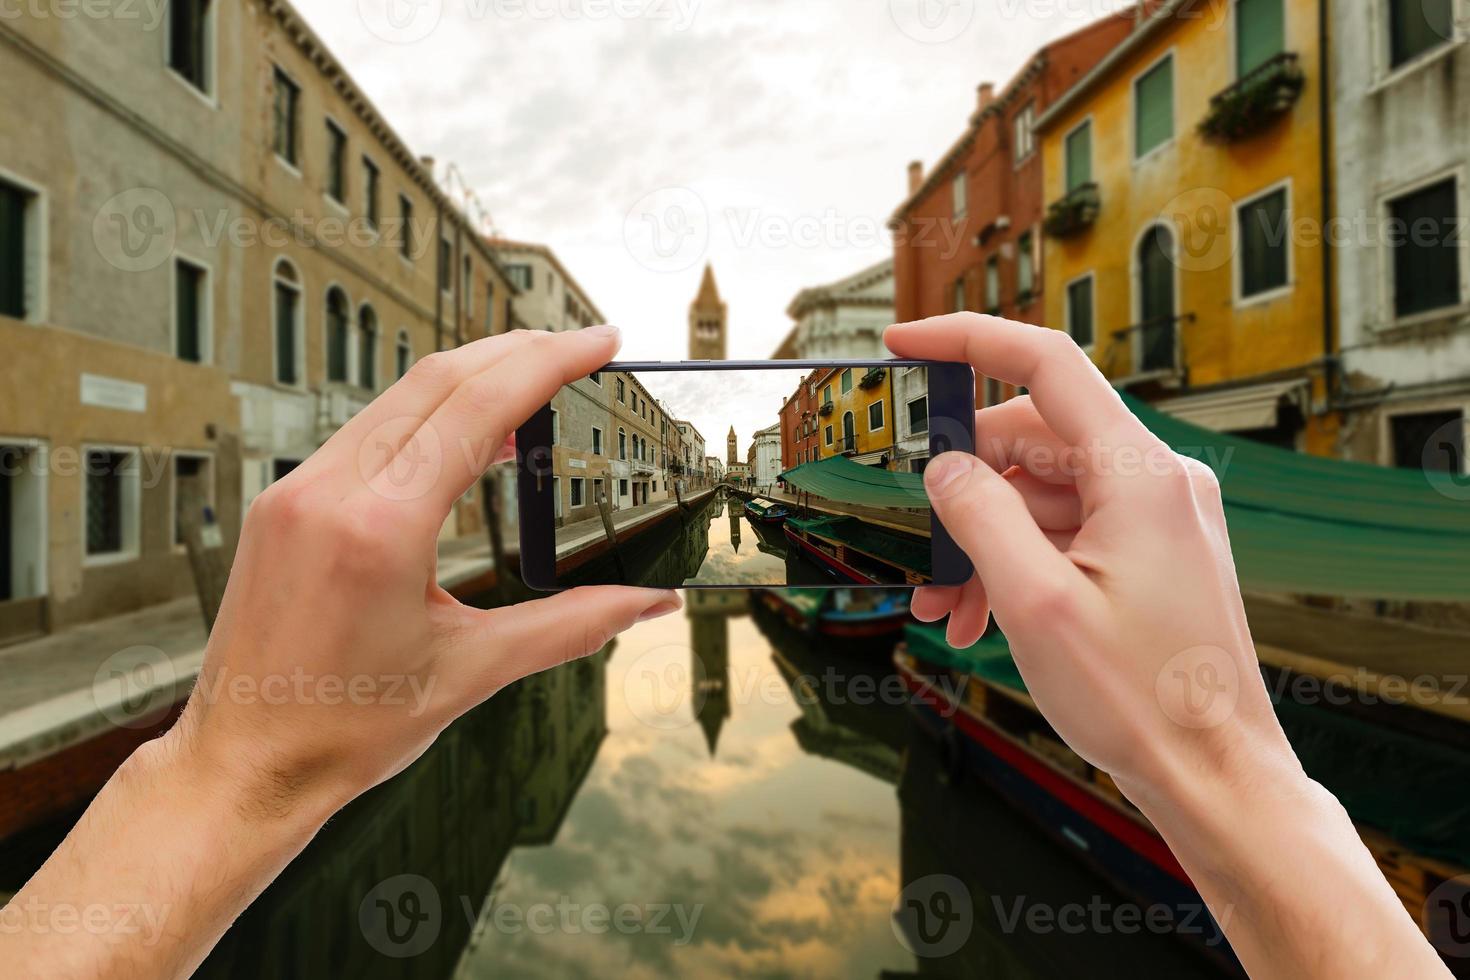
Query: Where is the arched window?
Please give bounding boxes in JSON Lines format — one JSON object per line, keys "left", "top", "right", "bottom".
{"left": 358, "top": 304, "right": 378, "bottom": 390}
{"left": 1134, "top": 224, "right": 1176, "bottom": 373}
{"left": 272, "top": 258, "right": 303, "bottom": 386}
{"left": 395, "top": 329, "right": 411, "bottom": 379}
{"left": 841, "top": 411, "right": 856, "bottom": 453}
{"left": 325, "top": 286, "right": 350, "bottom": 383}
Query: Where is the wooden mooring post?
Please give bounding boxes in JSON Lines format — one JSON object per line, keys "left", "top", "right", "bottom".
{"left": 596, "top": 486, "right": 628, "bottom": 581}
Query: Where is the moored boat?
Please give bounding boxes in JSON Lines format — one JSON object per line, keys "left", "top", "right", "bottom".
{"left": 743, "top": 497, "right": 792, "bottom": 524}
{"left": 782, "top": 515, "right": 930, "bottom": 585}
{"left": 756, "top": 587, "right": 912, "bottom": 640}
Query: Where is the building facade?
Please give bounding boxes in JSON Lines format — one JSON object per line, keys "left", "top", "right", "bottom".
{"left": 892, "top": 365, "right": 932, "bottom": 473}
{"left": 675, "top": 421, "right": 706, "bottom": 487}
{"left": 1037, "top": 0, "right": 1332, "bottom": 453}
{"left": 750, "top": 424, "right": 782, "bottom": 487}
{"left": 549, "top": 375, "right": 612, "bottom": 526}
{"left": 0, "top": 0, "right": 514, "bottom": 640}
{"left": 812, "top": 365, "right": 896, "bottom": 467}
{"left": 780, "top": 371, "right": 822, "bottom": 472}
{"left": 608, "top": 371, "right": 665, "bottom": 508}
{"left": 689, "top": 264, "right": 727, "bottom": 359}
{"left": 888, "top": 10, "right": 1137, "bottom": 406}
{"left": 772, "top": 259, "right": 893, "bottom": 360}
{"left": 1330, "top": 0, "right": 1470, "bottom": 470}
{"left": 487, "top": 238, "right": 604, "bottom": 334}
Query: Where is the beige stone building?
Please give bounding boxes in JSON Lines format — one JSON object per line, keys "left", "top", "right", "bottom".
{"left": 0, "top": 0, "right": 519, "bottom": 641}
{"left": 607, "top": 371, "right": 665, "bottom": 508}
{"left": 487, "top": 238, "right": 604, "bottom": 333}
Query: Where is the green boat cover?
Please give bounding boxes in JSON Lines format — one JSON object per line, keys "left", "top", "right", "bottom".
{"left": 780, "top": 454, "right": 929, "bottom": 509}
{"left": 904, "top": 622, "right": 1470, "bottom": 869}
{"left": 786, "top": 515, "right": 932, "bottom": 577}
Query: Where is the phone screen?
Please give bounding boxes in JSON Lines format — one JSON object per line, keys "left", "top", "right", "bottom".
{"left": 516, "top": 361, "right": 974, "bottom": 590}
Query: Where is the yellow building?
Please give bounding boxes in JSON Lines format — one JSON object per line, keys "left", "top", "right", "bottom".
{"left": 814, "top": 365, "right": 896, "bottom": 467}
{"left": 1037, "top": 0, "right": 1333, "bottom": 453}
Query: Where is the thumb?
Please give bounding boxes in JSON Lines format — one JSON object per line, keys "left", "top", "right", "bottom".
{"left": 925, "top": 452, "right": 1079, "bottom": 623}
{"left": 444, "top": 587, "right": 682, "bottom": 709}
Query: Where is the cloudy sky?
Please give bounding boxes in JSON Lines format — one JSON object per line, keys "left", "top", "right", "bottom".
{"left": 297, "top": 0, "right": 1111, "bottom": 360}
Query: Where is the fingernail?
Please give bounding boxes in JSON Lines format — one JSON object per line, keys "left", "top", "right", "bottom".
{"left": 925, "top": 453, "right": 972, "bottom": 499}
{"left": 637, "top": 593, "right": 683, "bottom": 622}
{"left": 586, "top": 324, "right": 620, "bottom": 339}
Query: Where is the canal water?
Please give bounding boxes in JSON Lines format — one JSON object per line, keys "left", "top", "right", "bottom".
{"left": 0, "top": 591, "right": 1216, "bottom": 977}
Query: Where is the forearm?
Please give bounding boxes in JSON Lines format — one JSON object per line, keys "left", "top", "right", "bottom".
{"left": 0, "top": 727, "right": 334, "bottom": 979}
{"left": 1121, "top": 760, "right": 1449, "bottom": 980}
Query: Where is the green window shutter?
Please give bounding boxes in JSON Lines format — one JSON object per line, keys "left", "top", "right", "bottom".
{"left": 1236, "top": 0, "right": 1285, "bottom": 76}
{"left": 275, "top": 283, "right": 297, "bottom": 384}
{"left": 1390, "top": 179, "right": 1460, "bottom": 318}
{"left": 176, "top": 262, "right": 201, "bottom": 362}
{"left": 1239, "top": 188, "right": 1290, "bottom": 297}
{"left": 1067, "top": 278, "right": 1094, "bottom": 348}
{"left": 1065, "top": 122, "right": 1092, "bottom": 192}
{"left": 0, "top": 182, "right": 26, "bottom": 319}
{"left": 1389, "top": 0, "right": 1454, "bottom": 68}
{"left": 1134, "top": 57, "right": 1174, "bottom": 159}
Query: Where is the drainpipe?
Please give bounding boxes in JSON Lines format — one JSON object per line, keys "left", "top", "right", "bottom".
{"left": 1318, "top": 0, "right": 1336, "bottom": 411}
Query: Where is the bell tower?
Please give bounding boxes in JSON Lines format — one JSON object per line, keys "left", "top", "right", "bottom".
{"left": 727, "top": 426, "right": 738, "bottom": 465}
{"left": 689, "top": 264, "right": 727, "bottom": 360}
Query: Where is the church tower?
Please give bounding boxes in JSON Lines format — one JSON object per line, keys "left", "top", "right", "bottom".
{"left": 689, "top": 264, "right": 727, "bottom": 360}
{"left": 727, "top": 426, "right": 737, "bottom": 465}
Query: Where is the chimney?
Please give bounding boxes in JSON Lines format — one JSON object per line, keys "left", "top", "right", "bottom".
{"left": 977, "top": 82, "right": 996, "bottom": 112}
{"left": 907, "top": 161, "right": 924, "bottom": 195}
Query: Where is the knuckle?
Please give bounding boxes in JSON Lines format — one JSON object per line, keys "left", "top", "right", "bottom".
{"left": 1014, "top": 580, "right": 1077, "bottom": 624}
{"left": 407, "top": 350, "right": 456, "bottom": 388}
{"left": 1180, "top": 456, "right": 1221, "bottom": 494}
{"left": 253, "top": 480, "right": 314, "bottom": 530}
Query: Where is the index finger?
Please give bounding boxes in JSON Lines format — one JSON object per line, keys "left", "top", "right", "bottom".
{"left": 885, "top": 313, "right": 1155, "bottom": 453}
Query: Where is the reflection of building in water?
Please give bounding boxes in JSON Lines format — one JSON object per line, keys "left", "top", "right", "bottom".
{"left": 729, "top": 507, "right": 742, "bottom": 552}
{"left": 686, "top": 590, "right": 746, "bottom": 757}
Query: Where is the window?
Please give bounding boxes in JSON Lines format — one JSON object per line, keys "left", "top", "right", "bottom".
{"left": 1238, "top": 186, "right": 1291, "bottom": 299}
{"left": 506, "top": 264, "right": 532, "bottom": 290}
{"left": 84, "top": 448, "right": 138, "bottom": 561}
{"left": 362, "top": 157, "right": 380, "bottom": 229}
{"left": 825, "top": 425, "right": 833, "bottom": 446}
{"left": 952, "top": 170, "right": 967, "bottom": 219}
{"left": 438, "top": 238, "right": 452, "bottom": 293}
{"left": 619, "top": 429, "right": 627, "bottom": 460}
{"left": 1065, "top": 121, "right": 1092, "bottom": 193}
{"left": 908, "top": 397, "right": 929, "bottom": 434}
{"left": 272, "top": 68, "right": 300, "bottom": 167}
{"left": 868, "top": 400, "right": 885, "bottom": 432}
{"left": 1388, "top": 178, "right": 1461, "bottom": 318}
{"left": 325, "top": 121, "right": 347, "bottom": 203}
{"left": 952, "top": 278, "right": 966, "bottom": 313}
{"left": 1018, "top": 231, "right": 1036, "bottom": 299}
{"left": 358, "top": 305, "right": 377, "bottom": 390}
{"left": 592, "top": 427, "right": 603, "bottom": 455}
{"left": 399, "top": 195, "right": 414, "bottom": 260}
{"left": 841, "top": 411, "right": 856, "bottom": 451}
{"left": 570, "top": 478, "right": 585, "bottom": 507}
{"left": 326, "top": 287, "right": 350, "bottom": 383}
{"left": 619, "top": 479, "right": 629, "bottom": 498}
{"left": 172, "top": 454, "right": 213, "bottom": 547}
{"left": 1134, "top": 55, "right": 1174, "bottom": 159}
{"left": 985, "top": 256, "right": 1000, "bottom": 312}
{"left": 550, "top": 409, "right": 560, "bottom": 446}
{"left": 463, "top": 255, "right": 473, "bottom": 316}
{"left": 1236, "top": 0, "right": 1285, "bottom": 77}
{"left": 174, "top": 257, "right": 208, "bottom": 363}
{"left": 1066, "top": 276, "right": 1095, "bottom": 349}
{"left": 168, "top": 0, "right": 212, "bottom": 94}
{"left": 486, "top": 282, "right": 495, "bottom": 333}
{"left": 1389, "top": 0, "right": 1455, "bottom": 69}
{"left": 395, "top": 329, "right": 411, "bottom": 379}
{"left": 273, "top": 260, "right": 302, "bottom": 386}
{"left": 616, "top": 378, "right": 626, "bottom": 402}
{"left": 1392, "top": 410, "right": 1464, "bottom": 470}
{"left": 840, "top": 368, "right": 853, "bottom": 394}
{"left": 1014, "top": 102, "right": 1036, "bottom": 162}
{"left": 0, "top": 177, "right": 41, "bottom": 321}
{"left": 822, "top": 384, "right": 833, "bottom": 406}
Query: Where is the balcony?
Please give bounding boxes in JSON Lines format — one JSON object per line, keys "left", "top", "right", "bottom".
{"left": 1199, "top": 53, "right": 1304, "bottom": 143}
{"left": 859, "top": 367, "right": 886, "bottom": 390}
{"left": 1044, "top": 183, "right": 1100, "bottom": 238}
{"left": 1108, "top": 314, "right": 1194, "bottom": 385}
{"left": 631, "top": 458, "right": 655, "bottom": 476}
{"left": 818, "top": 400, "right": 834, "bottom": 417}
{"left": 839, "top": 434, "right": 857, "bottom": 454}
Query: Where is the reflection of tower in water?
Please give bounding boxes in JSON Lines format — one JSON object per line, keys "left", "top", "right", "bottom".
{"left": 685, "top": 589, "right": 746, "bottom": 757}
{"left": 729, "top": 507, "right": 742, "bottom": 552}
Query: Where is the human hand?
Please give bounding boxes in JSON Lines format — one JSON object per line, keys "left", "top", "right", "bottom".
{"left": 171, "top": 326, "right": 680, "bottom": 819}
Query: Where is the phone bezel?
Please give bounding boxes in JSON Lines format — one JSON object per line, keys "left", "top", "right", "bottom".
{"left": 516, "top": 359, "right": 976, "bottom": 591}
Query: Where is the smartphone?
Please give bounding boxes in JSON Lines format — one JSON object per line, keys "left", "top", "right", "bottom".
{"left": 516, "top": 360, "right": 975, "bottom": 590}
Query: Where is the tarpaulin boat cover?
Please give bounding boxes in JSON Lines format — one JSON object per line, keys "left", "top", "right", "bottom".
{"left": 904, "top": 624, "right": 1470, "bottom": 869}
{"left": 785, "top": 515, "right": 931, "bottom": 577}
{"left": 783, "top": 396, "right": 1470, "bottom": 599}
